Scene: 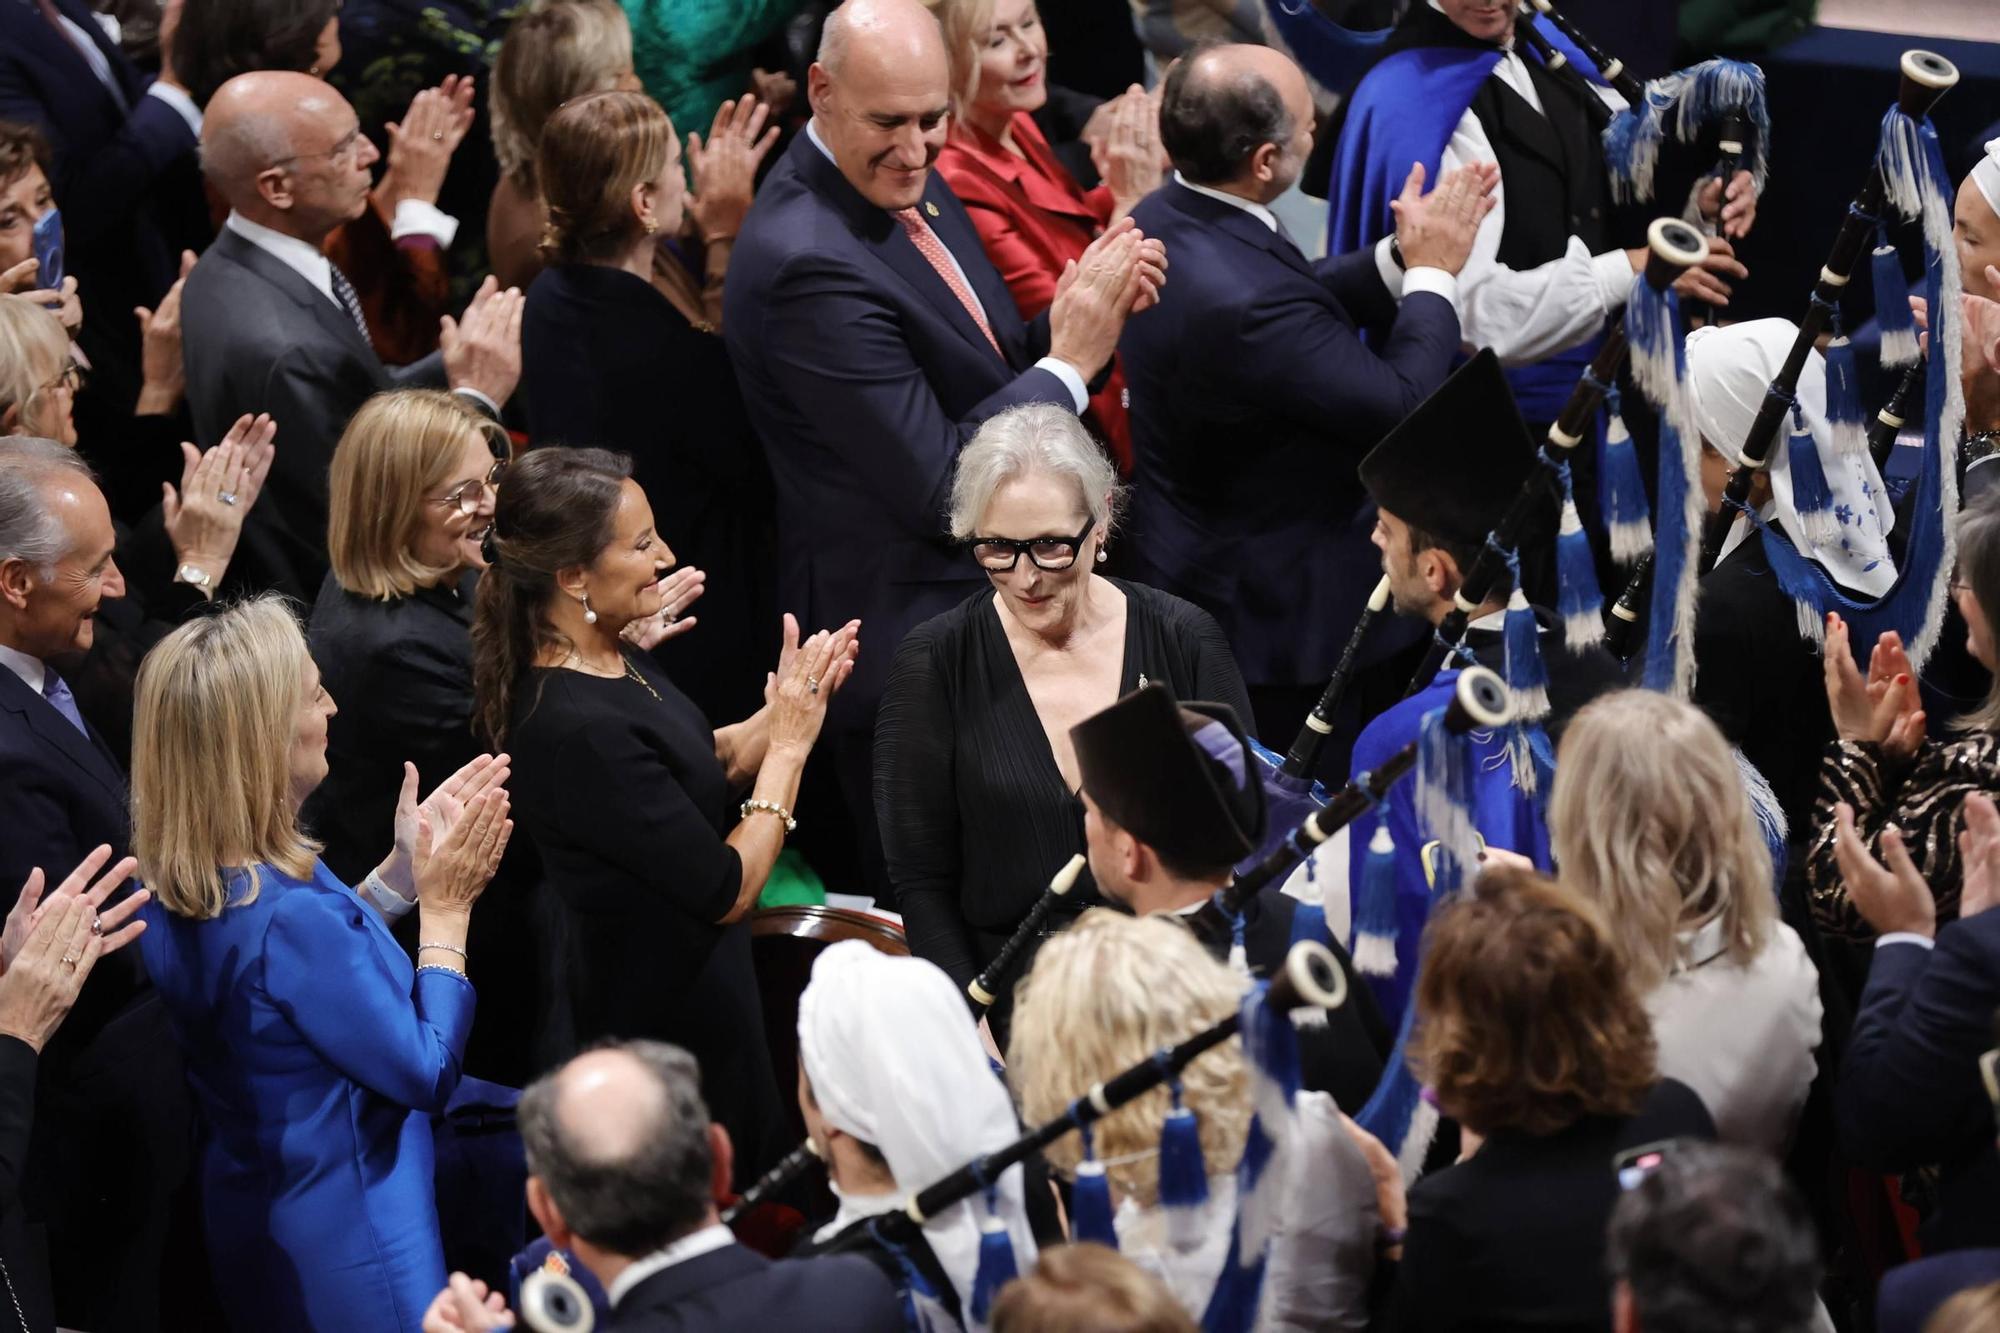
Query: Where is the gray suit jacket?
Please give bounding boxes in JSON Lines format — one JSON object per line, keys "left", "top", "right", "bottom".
{"left": 181, "top": 226, "right": 446, "bottom": 602}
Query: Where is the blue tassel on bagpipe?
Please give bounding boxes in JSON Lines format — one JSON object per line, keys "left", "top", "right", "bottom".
{"left": 1598, "top": 386, "right": 1654, "bottom": 566}
{"left": 969, "top": 1184, "right": 1021, "bottom": 1323}
{"left": 1784, "top": 395, "right": 1840, "bottom": 549}
{"left": 1157, "top": 1071, "right": 1211, "bottom": 1255}
{"left": 1823, "top": 315, "right": 1868, "bottom": 460}
{"left": 1629, "top": 266, "right": 1702, "bottom": 699}
{"left": 1356, "top": 992, "right": 1440, "bottom": 1184}
{"left": 1502, "top": 580, "right": 1550, "bottom": 725}
{"left": 1873, "top": 222, "right": 1921, "bottom": 370}
{"left": 1416, "top": 703, "right": 1480, "bottom": 894}
{"left": 1351, "top": 812, "right": 1399, "bottom": 979}
{"left": 867, "top": 1218, "right": 960, "bottom": 1333}
{"left": 1731, "top": 746, "right": 1790, "bottom": 887}
{"left": 1605, "top": 57, "right": 1769, "bottom": 204}
{"left": 1552, "top": 460, "right": 1606, "bottom": 650}
{"left": 1068, "top": 1121, "right": 1119, "bottom": 1249}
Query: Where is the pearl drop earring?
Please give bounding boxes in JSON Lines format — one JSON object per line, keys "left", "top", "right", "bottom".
{"left": 1095, "top": 548, "right": 1108, "bottom": 564}
{"left": 582, "top": 594, "right": 597, "bottom": 625}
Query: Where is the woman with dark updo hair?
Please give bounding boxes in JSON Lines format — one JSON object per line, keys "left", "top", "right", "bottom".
{"left": 520, "top": 88, "right": 777, "bottom": 724}
{"left": 471, "top": 446, "right": 858, "bottom": 1180}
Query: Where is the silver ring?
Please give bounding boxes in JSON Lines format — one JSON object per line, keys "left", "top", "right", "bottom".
{"left": 218, "top": 490, "right": 239, "bottom": 506}
{"left": 89, "top": 915, "right": 101, "bottom": 936}
{"left": 431, "top": 132, "right": 444, "bottom": 142}
{"left": 808, "top": 676, "right": 821, "bottom": 694}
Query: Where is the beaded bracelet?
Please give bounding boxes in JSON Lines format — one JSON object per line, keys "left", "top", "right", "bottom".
{"left": 740, "top": 798, "right": 797, "bottom": 834}
{"left": 419, "top": 942, "right": 468, "bottom": 961}
{"left": 416, "top": 964, "right": 468, "bottom": 980}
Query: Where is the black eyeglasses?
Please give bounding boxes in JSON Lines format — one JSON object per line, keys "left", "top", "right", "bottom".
{"left": 968, "top": 516, "right": 1095, "bottom": 572}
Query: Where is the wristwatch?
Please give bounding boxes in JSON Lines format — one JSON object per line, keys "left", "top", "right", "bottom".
{"left": 173, "top": 562, "right": 214, "bottom": 593}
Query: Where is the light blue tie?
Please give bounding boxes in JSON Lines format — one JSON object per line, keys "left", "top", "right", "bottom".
{"left": 41, "top": 670, "right": 88, "bottom": 737}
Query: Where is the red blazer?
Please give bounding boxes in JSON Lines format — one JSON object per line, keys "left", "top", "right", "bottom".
{"left": 935, "top": 112, "right": 1132, "bottom": 470}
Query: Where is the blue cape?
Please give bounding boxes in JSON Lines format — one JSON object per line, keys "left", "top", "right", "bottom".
{"left": 1343, "top": 669, "right": 1553, "bottom": 1023}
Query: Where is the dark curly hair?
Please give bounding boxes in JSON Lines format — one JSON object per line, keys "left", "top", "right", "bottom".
{"left": 1411, "top": 866, "right": 1658, "bottom": 1136}
{"left": 175, "top": 0, "right": 343, "bottom": 107}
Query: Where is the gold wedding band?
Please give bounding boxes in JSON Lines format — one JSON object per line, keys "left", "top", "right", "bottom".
{"left": 808, "top": 676, "right": 821, "bottom": 694}
{"left": 60, "top": 953, "right": 79, "bottom": 969}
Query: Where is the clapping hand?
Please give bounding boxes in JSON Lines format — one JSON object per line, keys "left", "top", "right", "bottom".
{"left": 162, "top": 413, "right": 277, "bottom": 594}
{"left": 1095, "top": 86, "right": 1164, "bottom": 223}
{"left": 134, "top": 249, "right": 197, "bottom": 415}
{"left": 1390, "top": 160, "right": 1499, "bottom": 276}
{"left": 1049, "top": 218, "right": 1168, "bottom": 374}
{"left": 1958, "top": 792, "right": 2000, "bottom": 920}
{"left": 0, "top": 260, "right": 81, "bottom": 333}
{"left": 441, "top": 276, "right": 525, "bottom": 408}
{"left": 386, "top": 754, "right": 512, "bottom": 900}
{"left": 621, "top": 566, "right": 706, "bottom": 650}
{"left": 422, "top": 1272, "right": 515, "bottom": 1332}
{"left": 0, "top": 895, "right": 109, "bottom": 1053}
{"left": 764, "top": 613, "right": 861, "bottom": 753}
{"left": 1831, "top": 801, "right": 1936, "bottom": 939}
{"left": 687, "top": 95, "right": 780, "bottom": 243}
{"left": 1823, "top": 613, "right": 1924, "bottom": 759}
{"left": 382, "top": 75, "right": 478, "bottom": 209}
{"left": 2, "top": 845, "right": 146, "bottom": 977}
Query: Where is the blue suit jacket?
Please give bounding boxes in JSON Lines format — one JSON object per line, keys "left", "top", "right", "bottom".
{"left": 608, "top": 1241, "right": 901, "bottom": 1333}
{"left": 0, "top": 0, "right": 199, "bottom": 303}
{"left": 722, "top": 132, "right": 1077, "bottom": 713}
{"left": 1838, "top": 915, "right": 2000, "bottom": 1251}
{"left": 1117, "top": 180, "right": 1461, "bottom": 688}
{"left": 139, "top": 860, "right": 474, "bottom": 1331}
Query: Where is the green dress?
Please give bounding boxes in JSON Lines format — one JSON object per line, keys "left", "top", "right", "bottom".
{"left": 624, "top": 0, "right": 809, "bottom": 140}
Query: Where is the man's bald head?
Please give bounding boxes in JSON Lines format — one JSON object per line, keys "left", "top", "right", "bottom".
{"left": 520, "top": 1041, "right": 718, "bottom": 1258}
{"left": 1160, "top": 42, "right": 1315, "bottom": 198}
{"left": 201, "top": 71, "right": 377, "bottom": 237}
{"left": 809, "top": 0, "right": 952, "bottom": 210}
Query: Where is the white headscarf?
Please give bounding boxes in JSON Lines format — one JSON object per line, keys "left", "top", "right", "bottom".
{"left": 1685, "top": 318, "right": 1898, "bottom": 597}
{"left": 797, "top": 942, "right": 1037, "bottom": 1316}
{"left": 1971, "top": 136, "right": 2000, "bottom": 221}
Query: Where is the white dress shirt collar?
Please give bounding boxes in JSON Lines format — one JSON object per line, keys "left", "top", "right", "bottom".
{"left": 810, "top": 1187, "right": 904, "bottom": 1245}
{"left": 1173, "top": 172, "right": 1279, "bottom": 234}
{"left": 806, "top": 118, "right": 837, "bottom": 166}
{"left": 0, "top": 644, "right": 46, "bottom": 696}
{"left": 606, "top": 1224, "right": 736, "bottom": 1308}
{"left": 225, "top": 211, "right": 335, "bottom": 305}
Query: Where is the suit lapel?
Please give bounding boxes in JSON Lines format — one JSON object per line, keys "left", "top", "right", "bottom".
{"left": 961, "top": 119, "right": 1101, "bottom": 229}
{"left": 789, "top": 133, "right": 1016, "bottom": 367}
{"left": 0, "top": 667, "right": 125, "bottom": 805}
{"left": 1484, "top": 76, "right": 1567, "bottom": 177}
{"left": 211, "top": 228, "right": 385, "bottom": 371}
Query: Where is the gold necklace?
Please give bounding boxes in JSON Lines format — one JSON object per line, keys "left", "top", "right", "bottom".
{"left": 622, "top": 655, "right": 663, "bottom": 702}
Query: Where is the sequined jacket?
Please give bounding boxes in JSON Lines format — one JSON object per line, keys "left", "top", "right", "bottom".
{"left": 1805, "top": 732, "right": 2000, "bottom": 940}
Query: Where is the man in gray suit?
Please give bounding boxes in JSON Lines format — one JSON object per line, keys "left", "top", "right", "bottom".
{"left": 181, "top": 71, "right": 523, "bottom": 602}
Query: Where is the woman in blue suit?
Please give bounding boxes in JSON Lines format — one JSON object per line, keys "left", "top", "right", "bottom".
{"left": 129, "top": 596, "right": 514, "bottom": 1331}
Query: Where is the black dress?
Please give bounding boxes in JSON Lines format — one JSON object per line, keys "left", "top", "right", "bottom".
{"left": 504, "top": 650, "right": 785, "bottom": 1180}
{"left": 1391, "top": 1079, "right": 1716, "bottom": 1332}
{"left": 873, "top": 579, "right": 1254, "bottom": 994}
{"left": 302, "top": 569, "right": 542, "bottom": 1086}
{"left": 521, "top": 262, "right": 776, "bottom": 726}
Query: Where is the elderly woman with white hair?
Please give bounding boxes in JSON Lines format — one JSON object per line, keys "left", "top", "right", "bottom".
{"left": 874, "top": 402, "right": 1252, "bottom": 1016}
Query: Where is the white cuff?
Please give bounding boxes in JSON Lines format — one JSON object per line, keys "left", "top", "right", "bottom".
{"left": 360, "top": 870, "right": 417, "bottom": 921}
{"left": 1033, "top": 357, "right": 1090, "bottom": 413}
{"left": 1593, "top": 248, "right": 1638, "bottom": 312}
{"left": 453, "top": 386, "right": 503, "bottom": 417}
{"left": 1876, "top": 931, "right": 1936, "bottom": 951}
{"left": 1374, "top": 236, "right": 1404, "bottom": 298}
{"left": 1401, "top": 266, "right": 1459, "bottom": 313}
{"left": 145, "top": 81, "right": 203, "bottom": 139}
{"left": 391, "top": 198, "right": 460, "bottom": 248}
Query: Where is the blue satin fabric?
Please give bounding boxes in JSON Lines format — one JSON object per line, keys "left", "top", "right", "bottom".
{"left": 139, "top": 860, "right": 474, "bottom": 1331}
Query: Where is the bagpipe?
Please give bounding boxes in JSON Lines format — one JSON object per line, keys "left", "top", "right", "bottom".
{"left": 821, "top": 939, "right": 1350, "bottom": 1328}
{"left": 966, "top": 854, "right": 1086, "bottom": 1011}
{"left": 1690, "top": 49, "right": 1964, "bottom": 670}
{"left": 719, "top": 1139, "right": 822, "bottom": 1229}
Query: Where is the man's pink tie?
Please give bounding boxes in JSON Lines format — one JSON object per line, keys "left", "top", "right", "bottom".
{"left": 894, "top": 207, "right": 1003, "bottom": 358}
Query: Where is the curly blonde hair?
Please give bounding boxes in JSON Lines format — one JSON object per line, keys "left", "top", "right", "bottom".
{"left": 1007, "top": 909, "right": 1248, "bottom": 1207}
{"left": 1549, "top": 690, "right": 1775, "bottom": 993}
{"left": 1412, "top": 867, "right": 1658, "bottom": 1137}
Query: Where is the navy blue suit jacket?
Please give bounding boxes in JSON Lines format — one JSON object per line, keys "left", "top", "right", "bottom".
{"left": 0, "top": 0, "right": 199, "bottom": 305}
{"left": 608, "top": 1241, "right": 900, "bottom": 1333}
{"left": 1117, "top": 180, "right": 1460, "bottom": 688}
{"left": 1839, "top": 920, "right": 2000, "bottom": 1251}
{"left": 722, "top": 132, "right": 1078, "bottom": 714}
{"left": 181, "top": 226, "right": 448, "bottom": 602}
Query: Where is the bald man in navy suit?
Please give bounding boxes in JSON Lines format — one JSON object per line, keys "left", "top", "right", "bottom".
{"left": 723, "top": 0, "right": 1165, "bottom": 889}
